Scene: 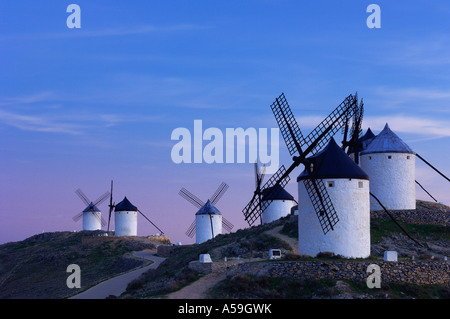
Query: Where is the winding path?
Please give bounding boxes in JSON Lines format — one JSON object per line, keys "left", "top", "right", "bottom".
{"left": 69, "top": 250, "right": 165, "bottom": 299}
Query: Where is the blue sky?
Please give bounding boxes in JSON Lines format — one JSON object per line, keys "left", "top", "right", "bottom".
{"left": 0, "top": 1, "right": 449, "bottom": 244}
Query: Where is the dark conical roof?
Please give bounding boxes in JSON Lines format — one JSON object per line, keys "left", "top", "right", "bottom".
{"left": 360, "top": 123, "right": 414, "bottom": 155}
{"left": 361, "top": 128, "right": 376, "bottom": 143}
{"left": 297, "top": 138, "right": 369, "bottom": 181}
{"left": 83, "top": 202, "right": 101, "bottom": 213}
{"left": 196, "top": 200, "right": 222, "bottom": 215}
{"left": 114, "top": 197, "right": 138, "bottom": 212}
{"left": 348, "top": 128, "right": 376, "bottom": 154}
{"left": 261, "top": 184, "right": 295, "bottom": 201}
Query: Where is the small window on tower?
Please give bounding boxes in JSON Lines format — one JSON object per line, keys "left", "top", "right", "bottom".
{"left": 369, "top": 156, "right": 372, "bottom": 160}
{"left": 359, "top": 181, "right": 364, "bottom": 188}
{"left": 388, "top": 155, "right": 392, "bottom": 159}
{"left": 328, "top": 181, "right": 335, "bottom": 188}
{"left": 407, "top": 156, "right": 410, "bottom": 159}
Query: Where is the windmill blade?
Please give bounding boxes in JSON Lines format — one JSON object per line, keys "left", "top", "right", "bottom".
{"left": 259, "top": 163, "right": 266, "bottom": 184}
{"left": 303, "top": 178, "right": 339, "bottom": 235}
{"left": 185, "top": 220, "right": 196, "bottom": 238}
{"left": 75, "top": 188, "right": 90, "bottom": 206}
{"left": 254, "top": 161, "right": 260, "bottom": 189}
{"left": 222, "top": 217, "right": 234, "bottom": 233}
{"left": 254, "top": 161, "right": 266, "bottom": 189}
{"left": 347, "top": 99, "right": 364, "bottom": 161}
{"left": 209, "top": 215, "right": 215, "bottom": 238}
{"left": 179, "top": 188, "right": 205, "bottom": 209}
{"left": 100, "top": 215, "right": 107, "bottom": 227}
{"left": 137, "top": 209, "right": 165, "bottom": 235}
{"left": 350, "top": 98, "right": 364, "bottom": 142}
{"left": 210, "top": 182, "right": 229, "bottom": 205}
{"left": 301, "top": 94, "right": 357, "bottom": 157}
{"left": 91, "top": 210, "right": 104, "bottom": 227}
{"left": 415, "top": 180, "right": 438, "bottom": 203}
{"left": 107, "top": 204, "right": 114, "bottom": 232}
{"left": 416, "top": 153, "right": 450, "bottom": 183}
{"left": 242, "top": 165, "right": 290, "bottom": 226}
{"left": 72, "top": 211, "right": 83, "bottom": 222}
{"left": 270, "top": 93, "right": 304, "bottom": 156}
{"left": 341, "top": 108, "right": 353, "bottom": 151}
{"left": 93, "top": 191, "right": 111, "bottom": 207}
{"left": 107, "top": 180, "right": 114, "bottom": 232}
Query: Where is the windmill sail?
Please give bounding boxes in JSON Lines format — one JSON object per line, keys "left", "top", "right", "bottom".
{"left": 242, "top": 92, "right": 358, "bottom": 231}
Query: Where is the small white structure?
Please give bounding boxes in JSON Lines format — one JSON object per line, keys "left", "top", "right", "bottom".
{"left": 269, "top": 249, "right": 282, "bottom": 260}
{"left": 195, "top": 200, "right": 222, "bottom": 244}
{"left": 297, "top": 138, "right": 371, "bottom": 259}
{"left": 82, "top": 203, "right": 102, "bottom": 231}
{"left": 360, "top": 123, "right": 416, "bottom": 211}
{"left": 261, "top": 185, "right": 296, "bottom": 224}
{"left": 114, "top": 197, "right": 138, "bottom": 236}
{"left": 384, "top": 251, "right": 398, "bottom": 261}
{"left": 199, "top": 254, "right": 212, "bottom": 263}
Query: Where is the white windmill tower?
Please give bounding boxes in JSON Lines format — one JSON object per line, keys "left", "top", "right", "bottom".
{"left": 107, "top": 180, "right": 165, "bottom": 237}
{"left": 261, "top": 184, "right": 296, "bottom": 224}
{"left": 247, "top": 161, "right": 297, "bottom": 225}
{"left": 360, "top": 123, "right": 416, "bottom": 211}
{"left": 73, "top": 188, "right": 109, "bottom": 231}
{"left": 114, "top": 197, "right": 138, "bottom": 236}
{"left": 179, "top": 182, "right": 234, "bottom": 244}
{"left": 297, "top": 138, "right": 371, "bottom": 258}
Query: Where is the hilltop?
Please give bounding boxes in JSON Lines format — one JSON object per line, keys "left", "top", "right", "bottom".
{"left": 0, "top": 200, "right": 448, "bottom": 299}
{"left": 0, "top": 231, "right": 168, "bottom": 299}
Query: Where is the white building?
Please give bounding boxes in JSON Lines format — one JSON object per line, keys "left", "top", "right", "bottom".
{"left": 82, "top": 203, "right": 102, "bottom": 231}
{"left": 195, "top": 200, "right": 222, "bottom": 244}
{"left": 114, "top": 197, "right": 138, "bottom": 236}
{"left": 297, "top": 138, "right": 371, "bottom": 258}
{"left": 261, "top": 184, "right": 296, "bottom": 224}
{"left": 360, "top": 123, "right": 416, "bottom": 211}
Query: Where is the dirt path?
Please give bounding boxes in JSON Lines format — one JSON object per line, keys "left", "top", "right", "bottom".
{"left": 165, "top": 226, "right": 298, "bottom": 299}
{"left": 264, "top": 225, "right": 299, "bottom": 253}
{"left": 166, "top": 272, "right": 227, "bottom": 299}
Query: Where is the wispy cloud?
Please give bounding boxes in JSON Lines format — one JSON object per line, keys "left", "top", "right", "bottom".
{"left": 0, "top": 90, "right": 166, "bottom": 135}
{"left": 363, "top": 115, "right": 450, "bottom": 140}
{"left": 367, "top": 86, "right": 450, "bottom": 115}
{"left": 0, "top": 110, "right": 84, "bottom": 135}
{"left": 0, "top": 24, "right": 212, "bottom": 41}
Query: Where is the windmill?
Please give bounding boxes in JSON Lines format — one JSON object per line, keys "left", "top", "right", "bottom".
{"left": 73, "top": 188, "right": 109, "bottom": 230}
{"left": 106, "top": 180, "right": 164, "bottom": 236}
{"left": 248, "top": 160, "right": 296, "bottom": 224}
{"left": 242, "top": 92, "right": 359, "bottom": 234}
{"left": 179, "top": 182, "right": 234, "bottom": 244}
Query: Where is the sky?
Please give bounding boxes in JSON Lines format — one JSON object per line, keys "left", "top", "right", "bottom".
{"left": 0, "top": 1, "right": 449, "bottom": 245}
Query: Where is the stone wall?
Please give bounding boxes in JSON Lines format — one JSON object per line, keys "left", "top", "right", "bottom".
{"left": 226, "top": 260, "right": 450, "bottom": 285}
{"left": 371, "top": 209, "right": 450, "bottom": 226}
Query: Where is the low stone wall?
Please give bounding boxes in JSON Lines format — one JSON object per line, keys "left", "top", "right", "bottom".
{"left": 371, "top": 209, "right": 450, "bottom": 226}
{"left": 227, "top": 260, "right": 450, "bottom": 285}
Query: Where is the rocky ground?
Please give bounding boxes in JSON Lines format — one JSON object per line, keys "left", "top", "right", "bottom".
{"left": 124, "top": 201, "right": 450, "bottom": 299}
